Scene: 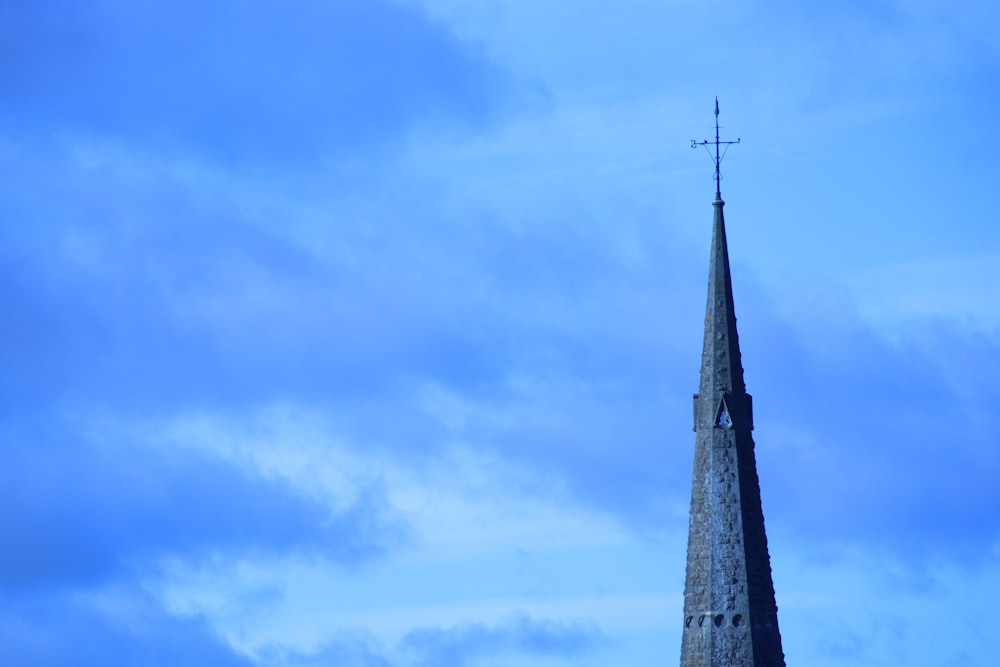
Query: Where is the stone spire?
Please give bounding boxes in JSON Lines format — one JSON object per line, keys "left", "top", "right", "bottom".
{"left": 680, "top": 106, "right": 785, "bottom": 667}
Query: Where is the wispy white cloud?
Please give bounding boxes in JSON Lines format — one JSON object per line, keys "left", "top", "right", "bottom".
{"left": 843, "top": 252, "right": 1000, "bottom": 338}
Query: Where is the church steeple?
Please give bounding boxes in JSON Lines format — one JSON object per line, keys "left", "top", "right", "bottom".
{"left": 680, "top": 102, "right": 785, "bottom": 667}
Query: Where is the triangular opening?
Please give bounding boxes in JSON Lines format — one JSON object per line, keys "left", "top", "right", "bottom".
{"left": 716, "top": 401, "right": 731, "bottom": 428}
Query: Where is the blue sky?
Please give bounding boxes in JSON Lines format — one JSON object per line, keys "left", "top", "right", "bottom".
{"left": 1, "top": 1, "right": 999, "bottom": 665}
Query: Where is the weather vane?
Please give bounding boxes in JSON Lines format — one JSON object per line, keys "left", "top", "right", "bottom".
{"left": 691, "top": 97, "right": 740, "bottom": 200}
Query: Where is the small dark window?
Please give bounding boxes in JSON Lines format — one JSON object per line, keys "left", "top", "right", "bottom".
{"left": 732, "top": 614, "right": 743, "bottom": 627}
{"left": 714, "top": 614, "right": 725, "bottom": 627}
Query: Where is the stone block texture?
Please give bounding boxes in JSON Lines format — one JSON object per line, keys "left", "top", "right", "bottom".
{"left": 679, "top": 198, "right": 785, "bottom": 667}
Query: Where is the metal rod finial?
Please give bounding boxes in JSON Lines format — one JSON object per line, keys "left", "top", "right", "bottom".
{"left": 691, "top": 99, "right": 740, "bottom": 200}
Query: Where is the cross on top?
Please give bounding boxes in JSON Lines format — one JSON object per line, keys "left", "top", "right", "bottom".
{"left": 691, "top": 98, "right": 740, "bottom": 200}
